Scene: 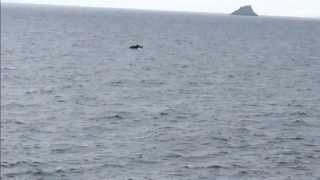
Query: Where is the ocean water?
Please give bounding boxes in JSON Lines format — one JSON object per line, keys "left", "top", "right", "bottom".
{"left": 1, "top": 3, "right": 320, "bottom": 180}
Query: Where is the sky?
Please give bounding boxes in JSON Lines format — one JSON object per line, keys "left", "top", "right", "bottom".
{"left": 2, "top": 0, "right": 320, "bottom": 18}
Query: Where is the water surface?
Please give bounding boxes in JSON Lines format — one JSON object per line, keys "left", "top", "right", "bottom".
{"left": 1, "top": 3, "right": 320, "bottom": 180}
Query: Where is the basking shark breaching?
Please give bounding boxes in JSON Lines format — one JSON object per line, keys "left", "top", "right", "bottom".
{"left": 129, "top": 44, "right": 143, "bottom": 49}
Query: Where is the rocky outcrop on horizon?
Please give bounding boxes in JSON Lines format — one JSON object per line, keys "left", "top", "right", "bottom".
{"left": 231, "top": 5, "right": 258, "bottom": 16}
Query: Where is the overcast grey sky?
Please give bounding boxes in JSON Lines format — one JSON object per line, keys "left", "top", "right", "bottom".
{"left": 2, "top": 0, "right": 320, "bottom": 17}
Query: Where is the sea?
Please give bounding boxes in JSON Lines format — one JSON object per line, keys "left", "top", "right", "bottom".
{"left": 1, "top": 3, "right": 320, "bottom": 180}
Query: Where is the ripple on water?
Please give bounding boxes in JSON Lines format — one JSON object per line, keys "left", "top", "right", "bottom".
{"left": 183, "top": 164, "right": 228, "bottom": 170}
{"left": 287, "top": 119, "right": 311, "bottom": 127}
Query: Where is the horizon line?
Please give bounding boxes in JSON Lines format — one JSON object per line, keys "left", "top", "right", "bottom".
{"left": 2, "top": 2, "right": 320, "bottom": 20}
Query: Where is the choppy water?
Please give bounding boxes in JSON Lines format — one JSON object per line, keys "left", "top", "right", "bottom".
{"left": 1, "top": 3, "right": 320, "bottom": 180}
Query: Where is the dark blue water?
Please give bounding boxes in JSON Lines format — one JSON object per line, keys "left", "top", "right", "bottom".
{"left": 1, "top": 3, "right": 320, "bottom": 180}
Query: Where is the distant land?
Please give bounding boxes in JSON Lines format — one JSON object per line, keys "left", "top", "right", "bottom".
{"left": 3, "top": 2, "right": 320, "bottom": 19}
{"left": 231, "top": 5, "right": 258, "bottom": 16}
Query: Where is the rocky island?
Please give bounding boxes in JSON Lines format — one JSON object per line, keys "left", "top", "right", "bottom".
{"left": 231, "top": 5, "right": 258, "bottom": 16}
